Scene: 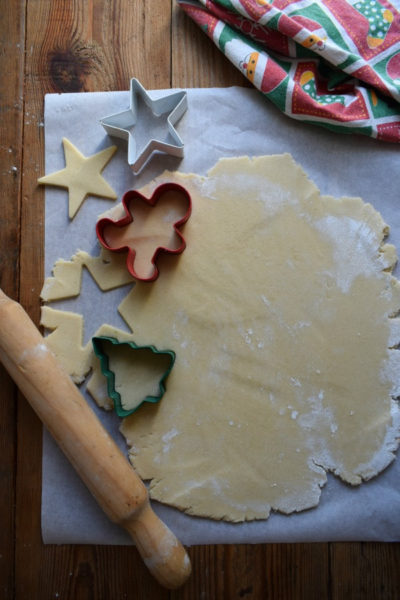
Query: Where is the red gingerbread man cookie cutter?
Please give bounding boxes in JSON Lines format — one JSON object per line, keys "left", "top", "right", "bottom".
{"left": 96, "top": 182, "right": 192, "bottom": 282}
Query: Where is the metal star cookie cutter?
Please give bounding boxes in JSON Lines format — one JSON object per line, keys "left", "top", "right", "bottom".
{"left": 92, "top": 335, "right": 176, "bottom": 417}
{"left": 95, "top": 182, "right": 192, "bottom": 282}
{"left": 100, "top": 77, "right": 188, "bottom": 174}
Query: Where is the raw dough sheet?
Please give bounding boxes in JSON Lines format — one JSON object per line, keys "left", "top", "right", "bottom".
{"left": 42, "top": 87, "right": 400, "bottom": 545}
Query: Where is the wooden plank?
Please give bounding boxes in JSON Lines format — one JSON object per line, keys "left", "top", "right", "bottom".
{"left": 224, "top": 545, "right": 268, "bottom": 599}
{"left": 330, "top": 542, "right": 400, "bottom": 600}
{"left": 171, "top": 3, "right": 247, "bottom": 88}
{"left": 0, "top": 1, "right": 26, "bottom": 598}
{"left": 36, "top": 545, "right": 169, "bottom": 599}
{"left": 15, "top": 1, "right": 173, "bottom": 598}
{"left": 0, "top": 367, "right": 17, "bottom": 600}
{"left": 36, "top": 0, "right": 171, "bottom": 94}
{"left": 15, "top": 3, "right": 49, "bottom": 595}
{"left": 171, "top": 546, "right": 225, "bottom": 599}
{"left": 264, "top": 543, "right": 330, "bottom": 600}
{"left": 173, "top": 543, "right": 330, "bottom": 600}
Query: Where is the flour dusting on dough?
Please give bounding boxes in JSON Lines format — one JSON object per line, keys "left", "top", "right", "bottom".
{"left": 162, "top": 428, "right": 179, "bottom": 454}
{"left": 314, "top": 216, "right": 383, "bottom": 293}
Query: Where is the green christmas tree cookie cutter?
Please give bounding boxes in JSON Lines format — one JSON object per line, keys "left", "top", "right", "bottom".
{"left": 92, "top": 335, "right": 176, "bottom": 417}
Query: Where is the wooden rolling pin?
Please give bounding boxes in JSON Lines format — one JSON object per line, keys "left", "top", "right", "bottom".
{"left": 0, "top": 289, "right": 191, "bottom": 589}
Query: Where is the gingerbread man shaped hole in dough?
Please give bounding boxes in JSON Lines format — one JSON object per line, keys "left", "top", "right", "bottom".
{"left": 96, "top": 183, "right": 192, "bottom": 282}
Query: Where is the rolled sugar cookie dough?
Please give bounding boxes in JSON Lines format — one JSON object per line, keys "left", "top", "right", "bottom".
{"left": 117, "top": 154, "right": 400, "bottom": 522}
{"left": 42, "top": 154, "right": 400, "bottom": 522}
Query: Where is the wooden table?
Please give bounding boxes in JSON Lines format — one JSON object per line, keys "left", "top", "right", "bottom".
{"left": 1, "top": 2, "right": 399, "bottom": 598}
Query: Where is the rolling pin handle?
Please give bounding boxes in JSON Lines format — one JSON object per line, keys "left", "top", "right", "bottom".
{"left": 123, "top": 503, "right": 191, "bottom": 589}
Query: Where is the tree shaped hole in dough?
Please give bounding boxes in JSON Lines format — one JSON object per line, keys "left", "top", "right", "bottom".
{"left": 117, "top": 155, "right": 400, "bottom": 522}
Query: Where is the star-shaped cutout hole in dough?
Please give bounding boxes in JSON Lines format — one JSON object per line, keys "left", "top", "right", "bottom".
{"left": 100, "top": 78, "right": 187, "bottom": 173}
{"left": 38, "top": 138, "right": 117, "bottom": 219}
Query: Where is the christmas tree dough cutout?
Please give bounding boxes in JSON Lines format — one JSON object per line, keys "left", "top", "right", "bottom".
{"left": 92, "top": 336, "right": 175, "bottom": 417}
{"left": 38, "top": 138, "right": 117, "bottom": 218}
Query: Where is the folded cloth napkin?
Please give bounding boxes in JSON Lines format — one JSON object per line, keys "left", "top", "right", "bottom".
{"left": 178, "top": 0, "right": 400, "bottom": 142}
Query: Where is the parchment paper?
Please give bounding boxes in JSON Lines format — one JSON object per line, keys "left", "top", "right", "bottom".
{"left": 42, "top": 87, "right": 400, "bottom": 545}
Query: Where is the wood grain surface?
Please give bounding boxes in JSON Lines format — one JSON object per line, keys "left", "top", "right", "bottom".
{"left": 0, "top": 1, "right": 399, "bottom": 598}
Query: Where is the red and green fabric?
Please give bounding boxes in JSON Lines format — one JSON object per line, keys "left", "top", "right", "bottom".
{"left": 178, "top": 0, "right": 400, "bottom": 142}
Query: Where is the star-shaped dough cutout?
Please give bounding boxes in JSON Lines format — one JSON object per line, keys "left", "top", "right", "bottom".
{"left": 100, "top": 78, "right": 187, "bottom": 173}
{"left": 38, "top": 138, "right": 117, "bottom": 219}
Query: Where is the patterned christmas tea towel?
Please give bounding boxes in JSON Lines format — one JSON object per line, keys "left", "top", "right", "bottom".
{"left": 178, "top": 0, "right": 400, "bottom": 143}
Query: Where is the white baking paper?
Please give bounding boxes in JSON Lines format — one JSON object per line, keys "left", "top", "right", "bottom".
{"left": 42, "top": 87, "right": 400, "bottom": 545}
